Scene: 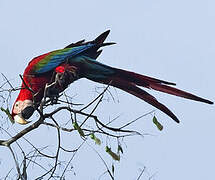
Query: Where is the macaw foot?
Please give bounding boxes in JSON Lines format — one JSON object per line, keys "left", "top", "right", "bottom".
{"left": 55, "top": 65, "right": 79, "bottom": 91}
{"left": 45, "top": 65, "right": 79, "bottom": 104}
{"left": 46, "top": 86, "right": 60, "bottom": 104}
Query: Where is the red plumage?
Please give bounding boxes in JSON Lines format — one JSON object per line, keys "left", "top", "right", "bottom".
{"left": 12, "top": 30, "right": 213, "bottom": 124}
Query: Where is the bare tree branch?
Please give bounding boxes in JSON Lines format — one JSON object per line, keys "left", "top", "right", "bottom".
{"left": 0, "top": 76, "right": 151, "bottom": 179}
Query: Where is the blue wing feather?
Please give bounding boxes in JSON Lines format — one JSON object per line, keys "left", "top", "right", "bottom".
{"left": 35, "top": 43, "right": 94, "bottom": 74}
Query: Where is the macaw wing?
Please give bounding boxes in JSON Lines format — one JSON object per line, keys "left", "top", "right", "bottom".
{"left": 28, "top": 30, "right": 113, "bottom": 74}
{"left": 31, "top": 43, "right": 94, "bottom": 74}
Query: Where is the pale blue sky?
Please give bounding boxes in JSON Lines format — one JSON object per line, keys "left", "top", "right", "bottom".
{"left": 0, "top": 0, "right": 214, "bottom": 179}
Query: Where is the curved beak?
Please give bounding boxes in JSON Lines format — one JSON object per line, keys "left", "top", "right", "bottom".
{"left": 14, "top": 114, "right": 31, "bottom": 125}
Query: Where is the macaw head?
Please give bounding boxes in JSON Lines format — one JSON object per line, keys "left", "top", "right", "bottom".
{"left": 12, "top": 95, "right": 35, "bottom": 125}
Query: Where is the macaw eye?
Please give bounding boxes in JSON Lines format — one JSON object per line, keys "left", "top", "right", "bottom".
{"left": 15, "top": 103, "right": 19, "bottom": 107}
{"left": 21, "top": 106, "right": 35, "bottom": 119}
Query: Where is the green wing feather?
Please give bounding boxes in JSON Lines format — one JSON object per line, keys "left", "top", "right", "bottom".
{"left": 33, "top": 44, "right": 93, "bottom": 74}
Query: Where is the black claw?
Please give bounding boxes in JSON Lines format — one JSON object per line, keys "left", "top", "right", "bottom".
{"left": 50, "top": 97, "right": 58, "bottom": 104}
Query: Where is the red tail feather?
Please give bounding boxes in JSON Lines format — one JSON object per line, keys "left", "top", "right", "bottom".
{"left": 110, "top": 78, "right": 180, "bottom": 123}
{"left": 115, "top": 69, "right": 213, "bottom": 104}
{"left": 97, "top": 68, "right": 214, "bottom": 122}
{"left": 116, "top": 69, "right": 176, "bottom": 86}
{"left": 150, "top": 83, "right": 213, "bottom": 104}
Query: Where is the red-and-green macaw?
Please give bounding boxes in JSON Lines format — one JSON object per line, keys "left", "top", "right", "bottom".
{"left": 12, "top": 30, "right": 213, "bottom": 124}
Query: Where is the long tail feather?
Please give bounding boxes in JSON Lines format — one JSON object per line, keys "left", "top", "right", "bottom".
{"left": 110, "top": 78, "right": 180, "bottom": 123}
{"left": 115, "top": 69, "right": 213, "bottom": 104}
{"left": 150, "top": 83, "right": 213, "bottom": 104}
{"left": 80, "top": 55, "right": 213, "bottom": 122}
{"left": 116, "top": 69, "right": 176, "bottom": 86}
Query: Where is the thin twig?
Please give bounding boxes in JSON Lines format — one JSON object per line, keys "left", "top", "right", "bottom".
{"left": 80, "top": 94, "right": 104, "bottom": 127}
{"left": 1, "top": 73, "right": 15, "bottom": 90}
{"left": 87, "top": 142, "right": 114, "bottom": 180}
{"left": 19, "top": 74, "right": 34, "bottom": 94}
{"left": 48, "top": 116, "right": 61, "bottom": 179}
{"left": 60, "top": 141, "right": 85, "bottom": 179}
{"left": 119, "top": 110, "right": 155, "bottom": 129}
{"left": 8, "top": 145, "right": 23, "bottom": 180}
{"left": 80, "top": 82, "right": 111, "bottom": 112}
{"left": 137, "top": 167, "right": 146, "bottom": 180}
{"left": 23, "top": 137, "right": 55, "bottom": 159}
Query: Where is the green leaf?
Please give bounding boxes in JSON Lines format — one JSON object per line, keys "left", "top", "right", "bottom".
{"left": 153, "top": 116, "right": 163, "bottom": 131}
{"left": 90, "top": 133, "right": 101, "bottom": 145}
{"left": 105, "top": 146, "right": 120, "bottom": 161}
{"left": 73, "top": 122, "right": 85, "bottom": 137}
{"left": 1, "top": 107, "right": 14, "bottom": 124}
{"left": 90, "top": 133, "right": 95, "bottom": 139}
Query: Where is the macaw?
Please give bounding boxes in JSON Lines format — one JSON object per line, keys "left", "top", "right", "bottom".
{"left": 12, "top": 30, "right": 213, "bottom": 124}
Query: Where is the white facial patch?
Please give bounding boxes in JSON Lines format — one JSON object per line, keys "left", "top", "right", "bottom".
{"left": 13, "top": 100, "right": 33, "bottom": 115}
